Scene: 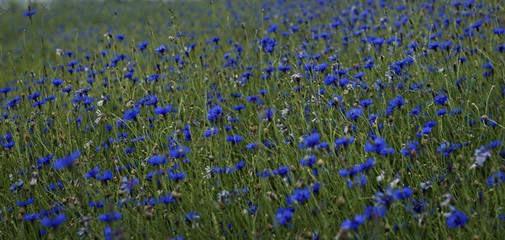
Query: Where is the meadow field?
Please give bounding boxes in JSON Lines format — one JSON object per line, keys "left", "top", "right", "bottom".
{"left": 1, "top": 0, "right": 505, "bottom": 239}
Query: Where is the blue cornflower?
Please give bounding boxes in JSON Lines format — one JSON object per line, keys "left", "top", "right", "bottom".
{"left": 3, "top": 141, "right": 15, "bottom": 149}
{"left": 24, "top": 10, "right": 36, "bottom": 17}
{"left": 207, "top": 106, "right": 223, "bottom": 122}
{"left": 471, "top": 21, "right": 482, "bottom": 29}
{"left": 160, "top": 194, "right": 175, "bottom": 204}
{"left": 473, "top": 146, "right": 491, "bottom": 167}
{"left": 437, "top": 109, "right": 447, "bottom": 116}
{"left": 494, "top": 27, "right": 505, "bottom": 35}
{"left": 52, "top": 150, "right": 80, "bottom": 170}
{"left": 335, "top": 136, "right": 355, "bottom": 149}
{"left": 85, "top": 166, "right": 100, "bottom": 178}
{"left": 487, "top": 171, "right": 505, "bottom": 187}
{"left": 446, "top": 210, "right": 468, "bottom": 228}
{"left": 41, "top": 213, "right": 66, "bottom": 228}
{"left": 263, "top": 108, "right": 275, "bottom": 120}
{"left": 273, "top": 166, "right": 289, "bottom": 176}
{"left": 168, "top": 170, "right": 185, "bottom": 181}
{"left": 427, "top": 42, "right": 439, "bottom": 50}
{"left": 138, "top": 41, "right": 150, "bottom": 51}
{"left": 345, "top": 108, "right": 363, "bottom": 120}
{"left": 438, "top": 142, "right": 455, "bottom": 156}
{"left": 24, "top": 213, "right": 40, "bottom": 221}
{"left": 10, "top": 179, "right": 23, "bottom": 192}
{"left": 98, "top": 212, "right": 122, "bottom": 222}
{"left": 51, "top": 79, "right": 63, "bottom": 86}
{"left": 123, "top": 108, "right": 140, "bottom": 121}
{"left": 246, "top": 142, "right": 258, "bottom": 150}
{"left": 263, "top": 140, "right": 276, "bottom": 149}
{"left": 246, "top": 95, "right": 259, "bottom": 102}
{"left": 339, "top": 78, "right": 350, "bottom": 86}
{"left": 359, "top": 99, "right": 373, "bottom": 108}
{"left": 211, "top": 36, "right": 221, "bottom": 44}
{"left": 247, "top": 205, "right": 260, "bottom": 215}
{"left": 120, "top": 177, "right": 138, "bottom": 194}
{"left": 17, "top": 198, "right": 35, "bottom": 207}
{"left": 233, "top": 105, "right": 245, "bottom": 111}
{"left": 348, "top": 174, "right": 367, "bottom": 189}
{"left": 324, "top": 75, "right": 336, "bottom": 86}
{"left": 393, "top": 187, "right": 413, "bottom": 200}
{"left": 300, "top": 155, "right": 317, "bottom": 167}
{"left": 364, "top": 138, "right": 394, "bottom": 155}
{"left": 341, "top": 218, "right": 361, "bottom": 230}
{"left": 226, "top": 135, "right": 243, "bottom": 144}
{"left": 155, "top": 45, "right": 166, "bottom": 54}
{"left": 388, "top": 95, "right": 405, "bottom": 110}
{"left": 406, "top": 198, "right": 428, "bottom": 216}
{"left": 276, "top": 207, "right": 294, "bottom": 226}
{"left": 303, "top": 133, "right": 320, "bottom": 148}
{"left": 203, "top": 127, "right": 218, "bottom": 138}
{"left": 374, "top": 187, "right": 395, "bottom": 208}
{"left": 184, "top": 212, "right": 200, "bottom": 222}
{"left": 312, "top": 182, "right": 320, "bottom": 194}
{"left": 154, "top": 105, "right": 174, "bottom": 115}
{"left": 147, "top": 155, "right": 167, "bottom": 166}
{"left": 364, "top": 205, "right": 387, "bottom": 218}
{"left": 115, "top": 34, "right": 125, "bottom": 41}
{"left": 97, "top": 171, "right": 113, "bottom": 181}
{"left": 292, "top": 187, "right": 311, "bottom": 203}
{"left": 434, "top": 94, "right": 448, "bottom": 105}
{"left": 353, "top": 72, "right": 364, "bottom": 79}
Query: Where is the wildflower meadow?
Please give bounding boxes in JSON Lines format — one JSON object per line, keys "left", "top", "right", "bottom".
{"left": 1, "top": 0, "right": 505, "bottom": 239}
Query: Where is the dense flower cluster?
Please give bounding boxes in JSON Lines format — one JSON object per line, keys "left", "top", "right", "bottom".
{"left": 2, "top": 0, "right": 504, "bottom": 239}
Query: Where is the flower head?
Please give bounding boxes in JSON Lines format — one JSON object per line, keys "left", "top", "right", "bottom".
{"left": 303, "top": 133, "right": 320, "bottom": 148}
{"left": 276, "top": 207, "right": 294, "bottom": 226}
{"left": 98, "top": 212, "right": 122, "bottom": 222}
{"left": 52, "top": 150, "right": 81, "bottom": 170}
{"left": 446, "top": 210, "right": 468, "bottom": 228}
{"left": 24, "top": 10, "right": 36, "bottom": 17}
{"left": 41, "top": 213, "right": 66, "bottom": 228}
{"left": 120, "top": 177, "right": 138, "bottom": 194}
